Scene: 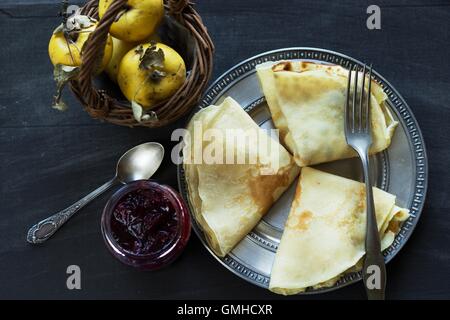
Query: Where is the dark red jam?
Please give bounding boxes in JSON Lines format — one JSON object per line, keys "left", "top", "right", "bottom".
{"left": 101, "top": 180, "right": 190, "bottom": 270}
{"left": 111, "top": 188, "right": 179, "bottom": 255}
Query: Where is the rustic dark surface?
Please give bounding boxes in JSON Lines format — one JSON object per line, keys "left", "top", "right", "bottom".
{"left": 0, "top": 0, "right": 449, "bottom": 299}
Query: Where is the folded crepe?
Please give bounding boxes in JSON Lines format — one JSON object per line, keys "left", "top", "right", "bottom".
{"left": 256, "top": 61, "right": 398, "bottom": 167}
{"left": 183, "top": 97, "right": 300, "bottom": 257}
{"left": 270, "top": 167, "right": 409, "bottom": 295}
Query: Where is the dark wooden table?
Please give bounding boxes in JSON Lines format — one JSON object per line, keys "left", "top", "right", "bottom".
{"left": 1, "top": 0, "right": 449, "bottom": 299}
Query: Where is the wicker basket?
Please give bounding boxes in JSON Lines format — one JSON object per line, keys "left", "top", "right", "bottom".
{"left": 68, "top": 0, "right": 214, "bottom": 127}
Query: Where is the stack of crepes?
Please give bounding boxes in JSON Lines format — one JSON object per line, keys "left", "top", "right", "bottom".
{"left": 255, "top": 60, "right": 409, "bottom": 294}
{"left": 183, "top": 61, "right": 410, "bottom": 295}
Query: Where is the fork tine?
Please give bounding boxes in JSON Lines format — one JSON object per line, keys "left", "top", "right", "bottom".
{"left": 352, "top": 65, "right": 358, "bottom": 133}
{"left": 359, "top": 64, "right": 366, "bottom": 132}
{"left": 365, "top": 64, "right": 372, "bottom": 133}
{"left": 345, "top": 65, "right": 352, "bottom": 134}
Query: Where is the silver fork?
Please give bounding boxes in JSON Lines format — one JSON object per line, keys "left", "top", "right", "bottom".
{"left": 345, "top": 64, "right": 386, "bottom": 300}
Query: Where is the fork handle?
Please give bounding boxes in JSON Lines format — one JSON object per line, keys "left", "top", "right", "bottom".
{"left": 359, "top": 151, "right": 386, "bottom": 300}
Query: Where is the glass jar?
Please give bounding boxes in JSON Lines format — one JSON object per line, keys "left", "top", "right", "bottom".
{"left": 101, "top": 180, "right": 191, "bottom": 270}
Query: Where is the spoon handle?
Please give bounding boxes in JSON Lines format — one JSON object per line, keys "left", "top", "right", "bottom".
{"left": 27, "top": 178, "right": 117, "bottom": 244}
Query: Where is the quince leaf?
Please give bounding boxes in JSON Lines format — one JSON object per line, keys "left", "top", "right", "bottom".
{"left": 131, "top": 101, "right": 158, "bottom": 122}
{"left": 131, "top": 100, "right": 144, "bottom": 122}
{"left": 52, "top": 64, "right": 79, "bottom": 111}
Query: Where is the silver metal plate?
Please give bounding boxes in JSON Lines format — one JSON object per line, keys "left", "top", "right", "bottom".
{"left": 177, "top": 48, "right": 428, "bottom": 294}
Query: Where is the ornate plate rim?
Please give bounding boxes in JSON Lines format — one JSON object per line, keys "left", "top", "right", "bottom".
{"left": 177, "top": 47, "right": 428, "bottom": 294}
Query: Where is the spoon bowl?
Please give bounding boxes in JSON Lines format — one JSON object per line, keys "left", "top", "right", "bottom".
{"left": 116, "top": 142, "right": 165, "bottom": 183}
